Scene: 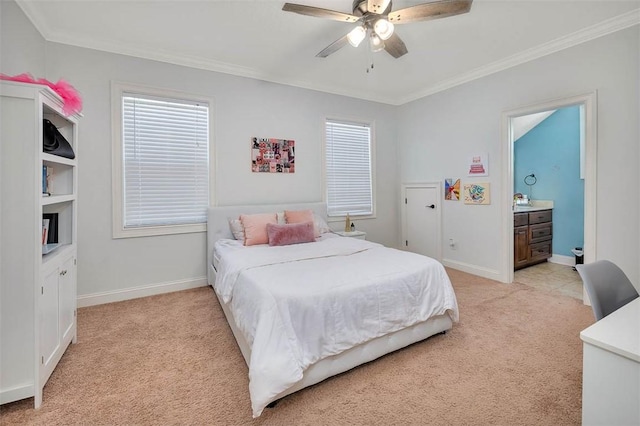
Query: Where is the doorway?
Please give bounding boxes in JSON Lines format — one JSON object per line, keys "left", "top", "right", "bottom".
{"left": 501, "top": 92, "right": 597, "bottom": 303}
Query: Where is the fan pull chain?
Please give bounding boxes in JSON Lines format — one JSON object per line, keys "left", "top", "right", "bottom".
{"left": 366, "top": 50, "right": 375, "bottom": 74}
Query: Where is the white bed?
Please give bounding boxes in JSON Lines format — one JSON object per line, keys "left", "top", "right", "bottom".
{"left": 207, "top": 202, "right": 459, "bottom": 417}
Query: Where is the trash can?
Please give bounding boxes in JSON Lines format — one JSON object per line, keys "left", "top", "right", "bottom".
{"left": 571, "top": 247, "right": 584, "bottom": 270}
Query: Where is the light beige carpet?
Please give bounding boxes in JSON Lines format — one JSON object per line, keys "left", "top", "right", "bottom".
{"left": 0, "top": 268, "right": 594, "bottom": 425}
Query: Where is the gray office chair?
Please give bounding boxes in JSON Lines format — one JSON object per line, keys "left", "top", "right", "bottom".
{"left": 576, "top": 260, "right": 639, "bottom": 321}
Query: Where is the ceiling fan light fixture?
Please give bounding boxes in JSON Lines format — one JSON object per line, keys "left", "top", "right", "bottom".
{"left": 347, "top": 25, "right": 366, "bottom": 47}
{"left": 369, "top": 32, "right": 385, "bottom": 52}
{"left": 373, "top": 18, "right": 394, "bottom": 40}
{"left": 282, "top": 0, "right": 473, "bottom": 59}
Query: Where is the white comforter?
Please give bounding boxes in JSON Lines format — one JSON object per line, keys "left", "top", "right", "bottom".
{"left": 214, "top": 236, "right": 459, "bottom": 417}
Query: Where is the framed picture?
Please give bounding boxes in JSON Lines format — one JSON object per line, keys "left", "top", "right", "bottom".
{"left": 444, "top": 178, "right": 460, "bottom": 201}
{"left": 467, "top": 153, "right": 489, "bottom": 177}
{"left": 251, "top": 137, "right": 295, "bottom": 173}
{"left": 463, "top": 182, "right": 491, "bottom": 205}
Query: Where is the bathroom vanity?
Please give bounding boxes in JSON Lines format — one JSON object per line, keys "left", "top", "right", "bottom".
{"left": 514, "top": 206, "right": 553, "bottom": 270}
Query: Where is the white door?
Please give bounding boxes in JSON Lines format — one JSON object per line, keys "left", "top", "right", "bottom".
{"left": 403, "top": 184, "right": 441, "bottom": 260}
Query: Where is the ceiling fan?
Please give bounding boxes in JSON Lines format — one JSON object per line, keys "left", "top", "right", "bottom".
{"left": 282, "top": 0, "right": 473, "bottom": 59}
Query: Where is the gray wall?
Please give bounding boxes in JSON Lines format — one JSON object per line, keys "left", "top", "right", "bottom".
{"left": 0, "top": 1, "right": 45, "bottom": 76}
{"left": 41, "top": 43, "right": 399, "bottom": 298}
{"left": 397, "top": 26, "right": 640, "bottom": 288}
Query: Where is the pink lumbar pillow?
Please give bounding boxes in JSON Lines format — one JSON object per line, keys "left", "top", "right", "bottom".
{"left": 267, "top": 222, "right": 315, "bottom": 246}
{"left": 284, "top": 209, "right": 319, "bottom": 238}
{"left": 240, "top": 213, "right": 277, "bottom": 246}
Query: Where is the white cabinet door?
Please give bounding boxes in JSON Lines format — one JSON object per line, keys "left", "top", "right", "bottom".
{"left": 40, "top": 267, "right": 60, "bottom": 372}
{"left": 40, "top": 251, "right": 76, "bottom": 386}
{"left": 59, "top": 255, "right": 75, "bottom": 343}
{"left": 403, "top": 184, "right": 442, "bottom": 260}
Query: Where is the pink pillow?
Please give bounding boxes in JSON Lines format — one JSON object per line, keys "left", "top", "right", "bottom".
{"left": 284, "top": 209, "right": 319, "bottom": 237}
{"left": 240, "top": 213, "right": 277, "bottom": 246}
{"left": 267, "top": 222, "right": 315, "bottom": 246}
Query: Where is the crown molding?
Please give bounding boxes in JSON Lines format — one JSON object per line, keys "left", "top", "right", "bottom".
{"left": 49, "top": 31, "right": 396, "bottom": 104}
{"left": 398, "top": 8, "right": 640, "bottom": 105}
{"left": 16, "top": 1, "right": 639, "bottom": 106}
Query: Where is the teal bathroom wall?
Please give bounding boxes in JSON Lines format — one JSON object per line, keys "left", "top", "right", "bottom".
{"left": 514, "top": 106, "right": 584, "bottom": 257}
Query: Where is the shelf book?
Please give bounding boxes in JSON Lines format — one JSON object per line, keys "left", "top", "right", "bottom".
{"left": 42, "top": 212, "right": 59, "bottom": 254}
{"left": 42, "top": 164, "right": 53, "bottom": 196}
{"left": 42, "top": 218, "right": 49, "bottom": 245}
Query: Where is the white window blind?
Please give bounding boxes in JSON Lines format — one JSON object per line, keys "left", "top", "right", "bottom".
{"left": 325, "top": 119, "right": 373, "bottom": 216}
{"left": 122, "top": 93, "right": 209, "bottom": 228}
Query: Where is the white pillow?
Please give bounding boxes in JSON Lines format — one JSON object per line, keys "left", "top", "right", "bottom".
{"left": 228, "top": 218, "right": 245, "bottom": 242}
{"left": 313, "top": 213, "right": 330, "bottom": 234}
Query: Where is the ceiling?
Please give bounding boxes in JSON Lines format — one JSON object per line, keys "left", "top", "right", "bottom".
{"left": 17, "top": 0, "right": 640, "bottom": 105}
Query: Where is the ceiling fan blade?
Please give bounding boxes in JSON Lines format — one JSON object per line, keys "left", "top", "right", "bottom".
{"left": 384, "top": 33, "right": 408, "bottom": 58}
{"left": 388, "top": 0, "right": 473, "bottom": 24}
{"left": 282, "top": 3, "right": 359, "bottom": 23}
{"left": 316, "top": 34, "right": 350, "bottom": 58}
{"left": 367, "top": 0, "right": 392, "bottom": 15}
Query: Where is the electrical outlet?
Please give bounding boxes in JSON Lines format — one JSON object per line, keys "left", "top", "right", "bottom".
{"left": 449, "top": 238, "right": 456, "bottom": 249}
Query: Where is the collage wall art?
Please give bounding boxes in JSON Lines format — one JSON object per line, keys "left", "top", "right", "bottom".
{"left": 251, "top": 137, "right": 295, "bottom": 173}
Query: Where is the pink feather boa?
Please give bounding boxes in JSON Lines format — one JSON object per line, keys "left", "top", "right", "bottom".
{"left": 0, "top": 73, "right": 83, "bottom": 116}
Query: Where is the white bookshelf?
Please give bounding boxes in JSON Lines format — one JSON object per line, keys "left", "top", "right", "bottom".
{"left": 1, "top": 81, "right": 80, "bottom": 408}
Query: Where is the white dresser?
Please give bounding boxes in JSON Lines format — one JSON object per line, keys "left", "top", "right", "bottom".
{"left": 580, "top": 298, "right": 640, "bottom": 425}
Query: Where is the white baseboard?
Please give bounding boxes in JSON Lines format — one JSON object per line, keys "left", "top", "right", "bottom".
{"left": 441, "top": 259, "right": 502, "bottom": 282}
{"left": 77, "top": 276, "right": 208, "bottom": 308}
{"left": 1, "top": 384, "right": 34, "bottom": 405}
{"left": 549, "top": 254, "right": 575, "bottom": 266}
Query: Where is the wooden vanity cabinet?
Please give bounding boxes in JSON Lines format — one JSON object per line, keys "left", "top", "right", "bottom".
{"left": 514, "top": 209, "right": 552, "bottom": 270}
{"left": 514, "top": 225, "right": 529, "bottom": 269}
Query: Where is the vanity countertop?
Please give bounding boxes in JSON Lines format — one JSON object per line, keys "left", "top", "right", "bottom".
{"left": 514, "top": 206, "right": 551, "bottom": 213}
{"left": 513, "top": 200, "right": 554, "bottom": 213}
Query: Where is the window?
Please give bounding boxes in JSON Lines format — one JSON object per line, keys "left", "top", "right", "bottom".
{"left": 112, "top": 82, "right": 213, "bottom": 238}
{"left": 324, "top": 118, "right": 374, "bottom": 217}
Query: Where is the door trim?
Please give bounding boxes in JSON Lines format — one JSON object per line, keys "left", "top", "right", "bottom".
{"left": 401, "top": 182, "right": 442, "bottom": 261}
{"left": 501, "top": 92, "right": 597, "bottom": 290}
